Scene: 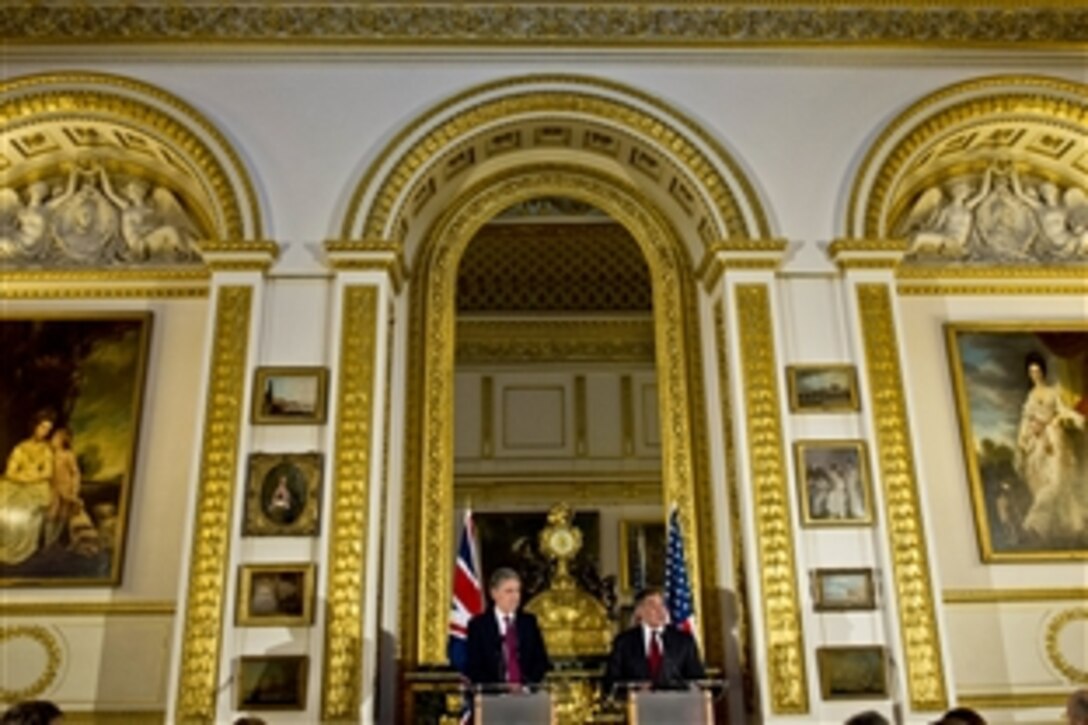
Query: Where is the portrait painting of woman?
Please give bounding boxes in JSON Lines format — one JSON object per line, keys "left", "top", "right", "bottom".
{"left": 946, "top": 324, "right": 1088, "bottom": 560}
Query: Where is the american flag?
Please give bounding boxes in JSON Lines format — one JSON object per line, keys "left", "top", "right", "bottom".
{"left": 665, "top": 505, "right": 697, "bottom": 636}
{"left": 448, "top": 509, "right": 484, "bottom": 674}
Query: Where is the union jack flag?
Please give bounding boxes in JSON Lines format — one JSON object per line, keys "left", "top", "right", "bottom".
{"left": 665, "top": 505, "right": 697, "bottom": 637}
{"left": 448, "top": 509, "right": 484, "bottom": 674}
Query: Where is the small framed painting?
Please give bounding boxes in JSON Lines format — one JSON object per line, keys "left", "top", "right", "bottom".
{"left": 812, "top": 568, "right": 876, "bottom": 611}
{"left": 786, "top": 364, "right": 860, "bottom": 413}
{"left": 817, "top": 646, "right": 888, "bottom": 700}
{"left": 795, "top": 440, "right": 873, "bottom": 526}
{"left": 619, "top": 518, "right": 666, "bottom": 594}
{"left": 236, "top": 563, "right": 316, "bottom": 627}
{"left": 235, "top": 655, "right": 308, "bottom": 711}
{"left": 251, "top": 366, "right": 329, "bottom": 424}
{"left": 242, "top": 452, "right": 323, "bottom": 537}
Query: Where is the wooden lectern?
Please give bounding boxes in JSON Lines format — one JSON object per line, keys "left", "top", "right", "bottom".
{"left": 627, "top": 688, "right": 713, "bottom": 725}
{"left": 473, "top": 689, "right": 554, "bottom": 725}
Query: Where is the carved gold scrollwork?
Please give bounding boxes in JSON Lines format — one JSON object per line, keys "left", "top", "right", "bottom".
{"left": 856, "top": 283, "right": 948, "bottom": 712}
{"left": 321, "top": 285, "right": 380, "bottom": 722}
{"left": 734, "top": 283, "right": 808, "bottom": 715}
{"left": 0, "top": 626, "right": 62, "bottom": 703}
{"left": 175, "top": 285, "right": 253, "bottom": 721}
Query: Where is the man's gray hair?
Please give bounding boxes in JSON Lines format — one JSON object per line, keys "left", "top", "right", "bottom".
{"left": 1069, "top": 688, "right": 1088, "bottom": 725}
{"left": 489, "top": 567, "right": 521, "bottom": 590}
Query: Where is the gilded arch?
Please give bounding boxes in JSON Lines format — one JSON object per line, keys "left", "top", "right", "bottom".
{"left": 845, "top": 74, "right": 1088, "bottom": 245}
{"left": 336, "top": 75, "right": 776, "bottom": 667}
{"left": 0, "top": 71, "right": 265, "bottom": 268}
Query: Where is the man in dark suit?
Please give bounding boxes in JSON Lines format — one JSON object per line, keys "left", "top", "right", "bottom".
{"left": 466, "top": 567, "right": 550, "bottom": 688}
{"left": 603, "top": 587, "right": 705, "bottom": 696}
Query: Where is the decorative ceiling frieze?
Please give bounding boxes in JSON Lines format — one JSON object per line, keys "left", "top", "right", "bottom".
{"left": 2, "top": 3, "right": 1086, "bottom": 49}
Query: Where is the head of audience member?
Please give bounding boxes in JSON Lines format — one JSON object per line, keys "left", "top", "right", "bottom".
{"left": 1, "top": 701, "right": 63, "bottom": 725}
{"left": 233, "top": 718, "right": 267, "bottom": 725}
{"left": 845, "top": 711, "right": 890, "bottom": 725}
{"left": 1069, "top": 688, "right": 1088, "bottom": 725}
{"left": 937, "top": 706, "right": 987, "bottom": 725}
{"left": 489, "top": 567, "right": 522, "bottom": 616}
{"left": 633, "top": 587, "right": 670, "bottom": 631}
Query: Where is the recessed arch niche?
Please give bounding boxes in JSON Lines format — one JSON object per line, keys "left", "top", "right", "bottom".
{"left": 337, "top": 74, "right": 776, "bottom": 667}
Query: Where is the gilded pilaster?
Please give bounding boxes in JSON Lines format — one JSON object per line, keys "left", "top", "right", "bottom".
{"left": 855, "top": 282, "right": 948, "bottom": 711}
{"left": 733, "top": 282, "right": 809, "bottom": 715}
{"left": 174, "top": 284, "right": 253, "bottom": 721}
{"left": 321, "top": 285, "right": 380, "bottom": 722}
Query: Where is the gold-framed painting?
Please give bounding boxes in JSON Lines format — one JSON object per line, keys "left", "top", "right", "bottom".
{"left": 242, "top": 452, "right": 323, "bottom": 536}
{"left": 619, "top": 518, "right": 666, "bottom": 594}
{"left": 816, "top": 646, "right": 888, "bottom": 700}
{"left": 786, "top": 364, "right": 860, "bottom": 413}
{"left": 235, "top": 655, "right": 309, "bottom": 711}
{"left": 795, "top": 440, "right": 873, "bottom": 527}
{"left": 945, "top": 323, "right": 1088, "bottom": 561}
{"left": 251, "top": 366, "right": 329, "bottom": 424}
{"left": 812, "top": 568, "right": 876, "bottom": 612}
{"left": 0, "top": 313, "right": 153, "bottom": 587}
{"left": 236, "top": 563, "right": 316, "bottom": 627}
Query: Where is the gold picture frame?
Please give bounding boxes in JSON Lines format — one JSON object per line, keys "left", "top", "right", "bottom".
{"left": 0, "top": 313, "right": 153, "bottom": 587}
{"left": 618, "top": 518, "right": 666, "bottom": 594}
{"left": 242, "top": 452, "right": 323, "bottom": 536}
{"left": 816, "top": 646, "right": 888, "bottom": 700}
{"left": 812, "top": 568, "right": 876, "bottom": 611}
{"left": 945, "top": 322, "right": 1088, "bottom": 562}
{"left": 235, "top": 655, "right": 309, "bottom": 711}
{"left": 795, "top": 440, "right": 873, "bottom": 527}
{"left": 251, "top": 366, "right": 329, "bottom": 424}
{"left": 236, "top": 563, "right": 316, "bottom": 627}
{"left": 786, "top": 364, "right": 860, "bottom": 413}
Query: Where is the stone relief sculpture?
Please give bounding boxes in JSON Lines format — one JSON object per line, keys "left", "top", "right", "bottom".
{"left": 0, "top": 161, "right": 202, "bottom": 266}
{"left": 898, "top": 161, "right": 1088, "bottom": 263}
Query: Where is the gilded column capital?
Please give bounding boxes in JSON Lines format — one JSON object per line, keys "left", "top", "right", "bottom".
{"left": 197, "top": 239, "right": 280, "bottom": 272}
{"left": 697, "top": 238, "right": 789, "bottom": 291}
{"left": 827, "top": 238, "right": 908, "bottom": 270}
{"left": 324, "top": 238, "right": 406, "bottom": 290}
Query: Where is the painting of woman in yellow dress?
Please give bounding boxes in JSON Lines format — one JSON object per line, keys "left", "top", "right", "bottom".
{"left": 0, "top": 315, "right": 151, "bottom": 585}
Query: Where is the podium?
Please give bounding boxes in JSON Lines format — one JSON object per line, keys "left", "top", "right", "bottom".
{"left": 473, "top": 687, "right": 554, "bottom": 725}
{"left": 627, "top": 687, "right": 713, "bottom": 725}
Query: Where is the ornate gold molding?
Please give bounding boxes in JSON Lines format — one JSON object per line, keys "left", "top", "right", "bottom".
{"left": 958, "top": 691, "right": 1070, "bottom": 709}
{"left": 846, "top": 75, "right": 1088, "bottom": 240}
{"left": 0, "top": 601, "right": 176, "bottom": 616}
{"left": 175, "top": 285, "right": 253, "bottom": 721}
{"left": 0, "top": 625, "right": 62, "bottom": 703}
{"left": 696, "top": 238, "right": 788, "bottom": 290}
{"left": 1045, "top": 607, "right": 1088, "bottom": 684}
{"left": 734, "top": 283, "right": 808, "bottom": 715}
{"left": 944, "top": 588, "right": 1088, "bottom": 604}
{"left": 713, "top": 302, "right": 756, "bottom": 711}
{"left": 4, "top": 4, "right": 1085, "bottom": 48}
{"left": 0, "top": 267, "right": 210, "bottom": 299}
{"left": 456, "top": 317, "right": 655, "bottom": 364}
{"left": 1, "top": 71, "right": 262, "bottom": 241}
{"left": 321, "top": 285, "right": 379, "bottom": 722}
{"left": 0, "top": 284, "right": 208, "bottom": 299}
{"left": 455, "top": 478, "right": 660, "bottom": 505}
{"left": 344, "top": 75, "right": 768, "bottom": 245}
{"left": 899, "top": 283, "right": 1088, "bottom": 295}
{"left": 856, "top": 283, "right": 947, "bottom": 712}
{"left": 407, "top": 163, "right": 704, "bottom": 664}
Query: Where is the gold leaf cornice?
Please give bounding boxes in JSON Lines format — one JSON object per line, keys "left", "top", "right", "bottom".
{"left": 734, "top": 283, "right": 808, "bottom": 715}
{"left": 943, "top": 588, "right": 1088, "bottom": 604}
{"left": 697, "top": 238, "right": 789, "bottom": 290}
{"left": 958, "top": 691, "right": 1070, "bottom": 709}
{"left": 175, "top": 285, "right": 253, "bottom": 721}
{"left": 3, "top": 4, "right": 1086, "bottom": 49}
{"left": 456, "top": 317, "right": 655, "bottom": 363}
{"left": 0, "top": 601, "right": 176, "bottom": 616}
{"left": 898, "top": 283, "right": 1088, "bottom": 295}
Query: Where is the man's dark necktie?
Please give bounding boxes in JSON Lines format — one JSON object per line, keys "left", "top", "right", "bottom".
{"left": 648, "top": 630, "right": 663, "bottom": 681}
{"left": 503, "top": 615, "right": 522, "bottom": 684}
